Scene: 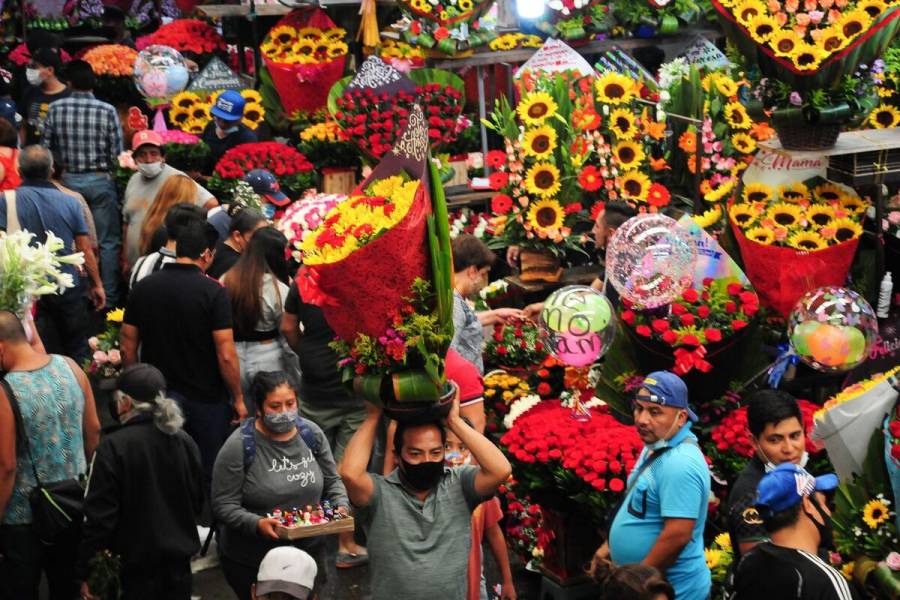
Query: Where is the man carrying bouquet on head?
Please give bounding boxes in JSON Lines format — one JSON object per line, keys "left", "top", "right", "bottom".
{"left": 592, "top": 371, "right": 712, "bottom": 600}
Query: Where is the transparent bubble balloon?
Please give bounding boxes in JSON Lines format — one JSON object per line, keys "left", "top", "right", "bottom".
{"left": 605, "top": 214, "right": 698, "bottom": 309}
{"left": 788, "top": 286, "right": 878, "bottom": 372}
{"left": 539, "top": 285, "right": 617, "bottom": 367}
{"left": 133, "top": 45, "right": 190, "bottom": 102}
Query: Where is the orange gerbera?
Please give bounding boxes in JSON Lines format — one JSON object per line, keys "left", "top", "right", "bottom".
{"left": 650, "top": 157, "right": 670, "bottom": 171}
{"left": 641, "top": 108, "right": 667, "bottom": 140}
{"left": 573, "top": 107, "right": 601, "bottom": 131}
{"left": 750, "top": 121, "right": 776, "bottom": 141}
{"left": 679, "top": 130, "right": 698, "bottom": 153}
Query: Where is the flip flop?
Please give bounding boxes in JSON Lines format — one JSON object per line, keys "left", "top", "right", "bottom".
{"left": 335, "top": 552, "right": 370, "bottom": 569}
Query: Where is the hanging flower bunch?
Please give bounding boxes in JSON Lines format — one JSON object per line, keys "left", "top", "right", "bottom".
{"left": 730, "top": 180, "right": 866, "bottom": 249}
{"left": 483, "top": 318, "right": 548, "bottom": 370}
{"left": 483, "top": 371, "right": 533, "bottom": 433}
{"left": 277, "top": 191, "right": 347, "bottom": 264}
{"left": 211, "top": 141, "right": 314, "bottom": 198}
{"left": 168, "top": 89, "right": 264, "bottom": 133}
{"left": 261, "top": 26, "right": 348, "bottom": 65}
{"left": 83, "top": 308, "right": 124, "bottom": 380}
{"left": 8, "top": 43, "right": 72, "bottom": 66}
{"left": 0, "top": 230, "right": 85, "bottom": 317}
{"left": 297, "top": 120, "right": 360, "bottom": 169}
{"left": 489, "top": 33, "right": 544, "bottom": 51}
{"left": 135, "top": 19, "right": 225, "bottom": 57}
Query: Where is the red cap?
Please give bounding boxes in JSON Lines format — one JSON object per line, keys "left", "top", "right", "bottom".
{"left": 132, "top": 130, "right": 162, "bottom": 151}
{"left": 445, "top": 348, "right": 484, "bottom": 403}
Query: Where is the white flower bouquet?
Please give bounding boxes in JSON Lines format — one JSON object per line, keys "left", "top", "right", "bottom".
{"left": 0, "top": 230, "right": 84, "bottom": 318}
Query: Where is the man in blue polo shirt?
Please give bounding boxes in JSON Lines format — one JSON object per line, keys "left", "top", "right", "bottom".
{"left": 594, "top": 371, "right": 711, "bottom": 600}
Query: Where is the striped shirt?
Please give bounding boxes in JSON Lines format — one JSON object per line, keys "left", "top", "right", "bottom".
{"left": 42, "top": 91, "right": 123, "bottom": 174}
{"left": 129, "top": 247, "right": 176, "bottom": 290}
{"left": 735, "top": 542, "right": 856, "bottom": 600}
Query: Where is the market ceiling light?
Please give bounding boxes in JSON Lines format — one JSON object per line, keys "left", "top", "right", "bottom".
{"left": 517, "top": 0, "right": 545, "bottom": 20}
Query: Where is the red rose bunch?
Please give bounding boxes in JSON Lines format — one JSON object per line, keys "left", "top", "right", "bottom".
{"left": 8, "top": 43, "right": 72, "bottom": 66}
{"left": 212, "top": 142, "right": 314, "bottom": 197}
{"left": 333, "top": 84, "right": 464, "bottom": 158}
{"left": 889, "top": 405, "right": 900, "bottom": 462}
{"left": 136, "top": 19, "right": 226, "bottom": 55}
{"left": 484, "top": 318, "right": 547, "bottom": 370}
{"left": 499, "top": 479, "right": 552, "bottom": 566}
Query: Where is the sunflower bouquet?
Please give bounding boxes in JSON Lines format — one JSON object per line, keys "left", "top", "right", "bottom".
{"left": 169, "top": 89, "right": 265, "bottom": 134}
{"left": 705, "top": 533, "right": 734, "bottom": 600}
{"left": 81, "top": 44, "right": 140, "bottom": 104}
{"left": 261, "top": 25, "right": 348, "bottom": 65}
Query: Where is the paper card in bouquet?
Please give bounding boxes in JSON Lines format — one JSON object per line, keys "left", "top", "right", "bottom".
{"left": 677, "top": 215, "right": 748, "bottom": 291}
{"left": 276, "top": 517, "right": 355, "bottom": 540}
{"left": 188, "top": 57, "right": 243, "bottom": 93}
{"left": 516, "top": 38, "right": 595, "bottom": 79}
{"left": 345, "top": 56, "right": 416, "bottom": 96}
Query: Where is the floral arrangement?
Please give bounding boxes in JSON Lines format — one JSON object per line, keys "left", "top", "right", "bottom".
{"left": 484, "top": 318, "right": 548, "bottom": 370}
{"left": 0, "top": 230, "right": 84, "bottom": 318}
{"left": 135, "top": 19, "right": 225, "bottom": 59}
{"left": 489, "top": 33, "right": 544, "bottom": 51}
{"left": 705, "top": 533, "right": 735, "bottom": 599}
{"left": 500, "top": 481, "right": 551, "bottom": 567}
{"left": 261, "top": 26, "right": 348, "bottom": 65}
{"left": 483, "top": 370, "right": 534, "bottom": 433}
{"left": 448, "top": 208, "right": 491, "bottom": 240}
{"left": 169, "top": 89, "right": 265, "bottom": 133}
{"left": 818, "top": 366, "right": 900, "bottom": 416}
{"left": 210, "top": 141, "right": 315, "bottom": 198}
{"left": 884, "top": 207, "right": 900, "bottom": 238}
{"left": 474, "top": 278, "right": 511, "bottom": 310}
{"left": 396, "top": 0, "right": 496, "bottom": 54}
{"left": 7, "top": 43, "right": 71, "bottom": 66}
{"left": 231, "top": 181, "right": 264, "bottom": 212}
{"left": 83, "top": 308, "right": 124, "bottom": 380}
{"left": 297, "top": 120, "right": 360, "bottom": 169}
{"left": 377, "top": 40, "right": 426, "bottom": 71}
{"left": 277, "top": 191, "right": 347, "bottom": 264}
{"left": 621, "top": 277, "right": 759, "bottom": 375}
{"left": 81, "top": 44, "right": 140, "bottom": 104}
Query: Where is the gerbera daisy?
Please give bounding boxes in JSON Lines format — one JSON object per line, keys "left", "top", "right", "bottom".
{"left": 578, "top": 165, "right": 603, "bottom": 192}
{"left": 297, "top": 26, "right": 323, "bottom": 40}
{"left": 806, "top": 204, "right": 836, "bottom": 227}
{"left": 838, "top": 9, "right": 872, "bottom": 39}
{"left": 724, "top": 102, "right": 752, "bottom": 130}
{"left": 746, "top": 226, "right": 775, "bottom": 244}
{"left": 791, "top": 44, "right": 827, "bottom": 71}
{"left": 831, "top": 217, "right": 863, "bottom": 242}
{"left": 608, "top": 108, "right": 638, "bottom": 139}
{"left": 748, "top": 14, "right": 778, "bottom": 43}
{"left": 595, "top": 72, "right": 635, "bottom": 105}
{"left": 731, "top": 132, "right": 757, "bottom": 154}
{"left": 770, "top": 31, "right": 800, "bottom": 58}
{"left": 523, "top": 126, "right": 557, "bottom": 159}
{"left": 270, "top": 25, "right": 298, "bottom": 46}
{"left": 517, "top": 92, "right": 558, "bottom": 126}
{"left": 767, "top": 203, "right": 804, "bottom": 228}
{"left": 240, "top": 89, "right": 263, "bottom": 104}
{"left": 867, "top": 104, "right": 900, "bottom": 128}
{"left": 171, "top": 91, "right": 200, "bottom": 109}
{"left": 524, "top": 163, "right": 561, "bottom": 198}
{"left": 862, "top": 498, "right": 890, "bottom": 529}
{"left": 612, "top": 140, "right": 645, "bottom": 168}
{"left": 527, "top": 199, "right": 565, "bottom": 232}
{"left": 734, "top": 0, "right": 766, "bottom": 25}
{"left": 679, "top": 130, "right": 698, "bottom": 153}
{"left": 779, "top": 182, "right": 809, "bottom": 202}
{"left": 327, "top": 41, "right": 349, "bottom": 59}
{"left": 743, "top": 183, "right": 773, "bottom": 203}
{"left": 647, "top": 183, "right": 671, "bottom": 207}
{"left": 694, "top": 204, "right": 723, "bottom": 229}
{"left": 729, "top": 203, "right": 757, "bottom": 228}
{"left": 812, "top": 182, "right": 844, "bottom": 202}
{"left": 818, "top": 26, "right": 849, "bottom": 52}
{"left": 788, "top": 231, "right": 828, "bottom": 251}
{"left": 840, "top": 195, "right": 866, "bottom": 215}
{"left": 619, "top": 170, "right": 651, "bottom": 201}
{"left": 858, "top": 0, "right": 886, "bottom": 19}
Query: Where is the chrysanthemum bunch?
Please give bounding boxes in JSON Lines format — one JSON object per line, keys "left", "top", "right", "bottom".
{"left": 261, "top": 25, "right": 348, "bottom": 65}
{"left": 168, "top": 89, "right": 264, "bottom": 132}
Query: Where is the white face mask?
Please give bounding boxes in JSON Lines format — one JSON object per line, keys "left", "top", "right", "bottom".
{"left": 26, "top": 68, "right": 44, "bottom": 86}
{"left": 137, "top": 161, "right": 163, "bottom": 179}
{"left": 758, "top": 443, "right": 809, "bottom": 473}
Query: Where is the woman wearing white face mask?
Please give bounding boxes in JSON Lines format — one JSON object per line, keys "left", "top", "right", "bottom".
{"left": 20, "top": 47, "right": 70, "bottom": 146}
{"left": 212, "top": 371, "right": 350, "bottom": 600}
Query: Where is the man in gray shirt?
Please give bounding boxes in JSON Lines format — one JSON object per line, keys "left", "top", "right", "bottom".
{"left": 340, "top": 394, "right": 512, "bottom": 600}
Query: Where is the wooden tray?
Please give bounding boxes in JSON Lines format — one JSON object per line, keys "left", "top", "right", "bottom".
{"left": 275, "top": 517, "right": 355, "bottom": 540}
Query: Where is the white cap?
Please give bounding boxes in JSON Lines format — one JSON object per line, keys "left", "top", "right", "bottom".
{"left": 255, "top": 547, "right": 317, "bottom": 599}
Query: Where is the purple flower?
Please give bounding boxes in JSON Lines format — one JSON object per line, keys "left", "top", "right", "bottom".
{"left": 789, "top": 92, "right": 803, "bottom": 106}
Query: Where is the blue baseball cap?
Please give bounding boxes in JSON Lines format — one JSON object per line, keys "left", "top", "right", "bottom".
{"left": 756, "top": 463, "right": 839, "bottom": 514}
{"left": 638, "top": 371, "right": 697, "bottom": 422}
{"left": 210, "top": 90, "right": 245, "bottom": 122}
{"left": 243, "top": 169, "right": 289, "bottom": 206}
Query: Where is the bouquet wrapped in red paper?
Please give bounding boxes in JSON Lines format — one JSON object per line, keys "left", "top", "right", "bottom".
{"left": 298, "top": 107, "right": 454, "bottom": 413}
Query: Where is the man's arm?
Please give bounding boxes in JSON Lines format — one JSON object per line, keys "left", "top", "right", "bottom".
{"left": 212, "top": 329, "right": 246, "bottom": 422}
{"left": 445, "top": 396, "right": 511, "bottom": 497}
{"left": 0, "top": 385, "right": 17, "bottom": 520}
{"left": 120, "top": 323, "right": 139, "bottom": 367}
{"left": 279, "top": 311, "right": 301, "bottom": 354}
{"left": 485, "top": 507, "right": 516, "bottom": 599}
{"left": 640, "top": 517, "right": 696, "bottom": 571}
{"left": 74, "top": 234, "right": 105, "bottom": 310}
{"left": 66, "top": 356, "right": 100, "bottom": 459}
{"left": 339, "top": 403, "right": 379, "bottom": 506}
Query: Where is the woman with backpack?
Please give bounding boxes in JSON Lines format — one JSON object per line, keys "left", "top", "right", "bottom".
{"left": 211, "top": 370, "right": 349, "bottom": 600}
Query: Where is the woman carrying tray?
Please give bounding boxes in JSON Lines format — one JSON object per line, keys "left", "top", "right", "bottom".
{"left": 212, "top": 370, "right": 350, "bottom": 600}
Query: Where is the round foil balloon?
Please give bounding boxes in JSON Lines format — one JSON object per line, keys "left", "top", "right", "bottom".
{"left": 788, "top": 286, "right": 878, "bottom": 372}
{"left": 605, "top": 214, "right": 697, "bottom": 309}
{"left": 539, "top": 286, "right": 617, "bottom": 366}
{"left": 133, "top": 45, "right": 190, "bottom": 102}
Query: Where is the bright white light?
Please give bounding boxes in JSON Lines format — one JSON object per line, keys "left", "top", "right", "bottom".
{"left": 517, "top": 0, "right": 545, "bottom": 20}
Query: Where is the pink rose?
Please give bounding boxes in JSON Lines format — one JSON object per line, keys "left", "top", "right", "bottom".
{"left": 107, "top": 349, "right": 121, "bottom": 366}
{"left": 88, "top": 337, "right": 100, "bottom": 351}
{"left": 888, "top": 211, "right": 900, "bottom": 225}
{"left": 93, "top": 350, "right": 108, "bottom": 364}
{"left": 886, "top": 552, "right": 900, "bottom": 571}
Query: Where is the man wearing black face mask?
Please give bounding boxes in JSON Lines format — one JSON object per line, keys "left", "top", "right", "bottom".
{"left": 340, "top": 393, "right": 512, "bottom": 600}
{"left": 733, "top": 463, "right": 858, "bottom": 600}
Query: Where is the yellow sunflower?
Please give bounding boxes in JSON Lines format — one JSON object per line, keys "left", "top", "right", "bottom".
{"left": 693, "top": 204, "right": 723, "bottom": 229}
{"left": 806, "top": 205, "right": 836, "bottom": 227}
{"left": 261, "top": 41, "right": 278, "bottom": 58}
{"left": 517, "top": 92, "right": 558, "bottom": 126}
{"left": 838, "top": 9, "right": 872, "bottom": 40}
{"left": 459, "top": 0, "right": 474, "bottom": 10}
{"left": 297, "top": 26, "right": 323, "bottom": 40}
{"left": 242, "top": 102, "right": 265, "bottom": 129}
{"left": 770, "top": 30, "right": 800, "bottom": 58}
{"left": 324, "top": 27, "right": 346, "bottom": 42}
{"left": 326, "top": 41, "right": 349, "bottom": 59}
{"left": 169, "top": 106, "right": 191, "bottom": 126}
{"left": 183, "top": 118, "right": 207, "bottom": 135}
{"left": 595, "top": 72, "right": 636, "bottom": 105}
{"left": 608, "top": 108, "right": 638, "bottom": 139}
{"left": 705, "top": 179, "right": 736, "bottom": 203}
{"left": 490, "top": 35, "right": 518, "bottom": 51}
{"left": 767, "top": 202, "right": 804, "bottom": 228}
{"left": 619, "top": 170, "right": 651, "bottom": 201}
{"left": 527, "top": 199, "right": 566, "bottom": 232}
{"left": 748, "top": 14, "right": 778, "bottom": 43}
{"left": 831, "top": 217, "right": 863, "bottom": 242}
{"left": 819, "top": 26, "right": 849, "bottom": 52}
{"left": 862, "top": 499, "right": 890, "bottom": 529}
{"left": 743, "top": 182, "right": 773, "bottom": 204}
{"left": 779, "top": 182, "right": 809, "bottom": 202}
{"left": 840, "top": 195, "right": 866, "bottom": 216}
{"left": 612, "top": 140, "right": 645, "bottom": 168}
{"left": 729, "top": 203, "right": 758, "bottom": 228}
{"left": 788, "top": 231, "right": 828, "bottom": 251}
{"left": 190, "top": 103, "right": 211, "bottom": 121}
{"left": 293, "top": 39, "right": 316, "bottom": 57}
{"left": 791, "top": 43, "right": 827, "bottom": 71}
{"left": 731, "top": 132, "right": 757, "bottom": 154}
{"left": 240, "top": 89, "right": 262, "bottom": 104}
{"left": 522, "top": 35, "right": 543, "bottom": 48}
{"left": 270, "top": 25, "right": 298, "bottom": 46}
{"left": 859, "top": 0, "right": 886, "bottom": 19}
{"left": 734, "top": 0, "right": 765, "bottom": 25}
{"left": 523, "top": 126, "right": 558, "bottom": 159}
{"left": 812, "top": 182, "right": 844, "bottom": 203}
{"left": 868, "top": 104, "right": 900, "bottom": 128}
{"left": 171, "top": 91, "right": 200, "bottom": 109}
{"left": 724, "top": 102, "right": 752, "bottom": 130}
{"left": 524, "top": 163, "right": 561, "bottom": 198}
{"left": 746, "top": 226, "right": 775, "bottom": 244}
{"left": 715, "top": 76, "right": 739, "bottom": 98}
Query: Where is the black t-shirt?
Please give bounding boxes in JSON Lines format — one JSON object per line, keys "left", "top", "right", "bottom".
{"left": 284, "top": 284, "right": 356, "bottom": 406}
{"left": 201, "top": 121, "right": 258, "bottom": 167}
{"left": 734, "top": 542, "right": 857, "bottom": 600}
{"left": 206, "top": 241, "right": 241, "bottom": 280}
{"left": 727, "top": 456, "right": 768, "bottom": 559}
{"left": 21, "top": 85, "right": 71, "bottom": 145}
{"left": 125, "top": 263, "right": 232, "bottom": 400}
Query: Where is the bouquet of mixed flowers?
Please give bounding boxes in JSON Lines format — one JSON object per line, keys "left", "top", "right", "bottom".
{"left": 448, "top": 207, "right": 491, "bottom": 240}
{"left": 83, "top": 308, "right": 124, "bottom": 381}
{"left": 396, "top": 0, "right": 496, "bottom": 54}
{"left": 277, "top": 191, "right": 347, "bottom": 264}
{"left": 377, "top": 40, "right": 426, "bottom": 71}
{"left": 210, "top": 141, "right": 315, "bottom": 198}
{"left": 81, "top": 44, "right": 140, "bottom": 104}
{"left": 297, "top": 120, "right": 361, "bottom": 169}
{"left": 483, "top": 318, "right": 548, "bottom": 371}
{"left": 0, "top": 230, "right": 85, "bottom": 317}
{"left": 169, "top": 89, "right": 264, "bottom": 133}
{"left": 136, "top": 19, "right": 225, "bottom": 63}
{"left": 483, "top": 370, "right": 534, "bottom": 433}
{"left": 729, "top": 179, "right": 865, "bottom": 316}
{"left": 474, "top": 279, "right": 511, "bottom": 311}
{"left": 705, "top": 533, "right": 735, "bottom": 599}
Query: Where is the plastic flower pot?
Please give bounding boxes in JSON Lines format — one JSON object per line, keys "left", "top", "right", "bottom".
{"left": 380, "top": 379, "right": 457, "bottom": 425}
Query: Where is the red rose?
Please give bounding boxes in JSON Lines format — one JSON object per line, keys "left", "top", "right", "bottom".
{"left": 497, "top": 346, "right": 508, "bottom": 355}
{"left": 702, "top": 277, "right": 714, "bottom": 287}
{"left": 662, "top": 330, "right": 678, "bottom": 345}
{"left": 537, "top": 369, "right": 550, "bottom": 378}
{"left": 636, "top": 325, "right": 652, "bottom": 337}
{"left": 621, "top": 310, "right": 636, "bottom": 325}
{"left": 697, "top": 306, "right": 710, "bottom": 318}
{"left": 671, "top": 304, "right": 687, "bottom": 316}
{"left": 681, "top": 334, "right": 701, "bottom": 346}
{"left": 739, "top": 291, "right": 758, "bottom": 305}
{"left": 732, "top": 319, "right": 748, "bottom": 331}
{"left": 491, "top": 194, "right": 513, "bottom": 214}
{"left": 609, "top": 478, "right": 625, "bottom": 493}
{"left": 652, "top": 319, "right": 670, "bottom": 333}
{"left": 725, "top": 301, "right": 737, "bottom": 313}
{"left": 537, "top": 382, "right": 552, "bottom": 396}
{"left": 727, "top": 282, "right": 743, "bottom": 296}
{"left": 592, "top": 479, "right": 607, "bottom": 491}
{"left": 892, "top": 443, "right": 900, "bottom": 461}
{"left": 743, "top": 304, "right": 759, "bottom": 317}
{"left": 705, "top": 328, "right": 722, "bottom": 343}
{"left": 890, "top": 420, "right": 900, "bottom": 438}
{"left": 488, "top": 172, "right": 509, "bottom": 190}
{"left": 682, "top": 289, "right": 699, "bottom": 303}
{"left": 548, "top": 448, "right": 562, "bottom": 459}
{"left": 680, "top": 314, "right": 695, "bottom": 327}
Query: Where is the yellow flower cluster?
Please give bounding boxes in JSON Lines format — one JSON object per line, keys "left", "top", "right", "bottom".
{"left": 106, "top": 307, "right": 125, "bottom": 323}
{"left": 262, "top": 26, "right": 348, "bottom": 64}
{"left": 730, "top": 181, "right": 866, "bottom": 249}
{"left": 82, "top": 44, "right": 139, "bottom": 77}
{"left": 301, "top": 175, "right": 419, "bottom": 265}
{"left": 484, "top": 371, "right": 533, "bottom": 404}
{"left": 379, "top": 39, "right": 426, "bottom": 60}
{"left": 300, "top": 120, "right": 348, "bottom": 143}
{"left": 489, "top": 33, "right": 544, "bottom": 51}
{"left": 169, "top": 90, "right": 264, "bottom": 133}
{"left": 817, "top": 366, "right": 900, "bottom": 419}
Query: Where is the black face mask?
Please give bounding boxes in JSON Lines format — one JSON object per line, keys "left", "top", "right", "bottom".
{"left": 399, "top": 458, "right": 444, "bottom": 492}
{"left": 805, "top": 495, "right": 835, "bottom": 550}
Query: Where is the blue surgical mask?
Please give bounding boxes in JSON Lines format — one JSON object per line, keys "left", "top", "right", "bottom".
{"left": 262, "top": 409, "right": 297, "bottom": 434}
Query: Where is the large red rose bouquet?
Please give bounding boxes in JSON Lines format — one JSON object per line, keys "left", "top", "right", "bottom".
{"left": 135, "top": 19, "right": 225, "bottom": 62}
{"left": 210, "top": 141, "right": 315, "bottom": 198}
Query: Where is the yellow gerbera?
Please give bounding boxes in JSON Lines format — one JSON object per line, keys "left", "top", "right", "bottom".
{"left": 169, "top": 106, "right": 191, "bottom": 125}
{"left": 524, "top": 163, "right": 561, "bottom": 198}
{"left": 748, "top": 14, "right": 778, "bottom": 43}
{"left": 840, "top": 195, "right": 866, "bottom": 215}
{"left": 327, "top": 41, "right": 349, "bottom": 59}
{"left": 731, "top": 132, "right": 757, "bottom": 154}
{"left": 595, "top": 72, "right": 636, "bottom": 105}
{"left": 297, "top": 26, "right": 323, "bottom": 40}
{"left": 812, "top": 182, "right": 844, "bottom": 202}
{"left": 770, "top": 30, "right": 800, "bottom": 58}
{"left": 819, "top": 26, "right": 849, "bottom": 52}
{"left": 527, "top": 199, "right": 566, "bottom": 232}
{"left": 612, "top": 140, "right": 645, "bottom": 168}
{"left": 831, "top": 217, "right": 863, "bottom": 242}
{"left": 714, "top": 532, "right": 732, "bottom": 551}
{"left": 517, "top": 92, "right": 558, "bottom": 126}
{"left": 724, "top": 102, "right": 752, "bottom": 130}
{"left": 788, "top": 231, "right": 828, "bottom": 251}
{"left": 806, "top": 204, "right": 836, "bottom": 227}
{"left": 523, "top": 126, "right": 557, "bottom": 159}
{"left": 171, "top": 91, "right": 200, "bottom": 109}
{"left": 838, "top": 9, "right": 872, "bottom": 40}
{"left": 767, "top": 202, "right": 804, "bottom": 228}
{"left": 619, "top": 170, "right": 651, "bottom": 201}
{"left": 743, "top": 182, "right": 773, "bottom": 204}
{"left": 608, "top": 108, "right": 638, "bottom": 139}
{"left": 693, "top": 204, "right": 723, "bottom": 229}
{"left": 746, "top": 226, "right": 775, "bottom": 244}
{"left": 715, "top": 76, "right": 739, "bottom": 98}
{"left": 729, "top": 203, "right": 758, "bottom": 228}
{"left": 859, "top": 0, "right": 886, "bottom": 19}
{"left": 270, "top": 25, "right": 298, "bottom": 46}
{"left": 791, "top": 43, "right": 827, "bottom": 71}
{"left": 868, "top": 104, "right": 900, "bottom": 128}
{"left": 240, "top": 89, "right": 263, "bottom": 104}
{"left": 735, "top": 0, "right": 766, "bottom": 25}
{"left": 862, "top": 499, "right": 890, "bottom": 529}
{"left": 779, "top": 182, "right": 809, "bottom": 202}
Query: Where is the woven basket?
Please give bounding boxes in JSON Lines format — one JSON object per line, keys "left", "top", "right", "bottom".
{"left": 774, "top": 123, "right": 842, "bottom": 152}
